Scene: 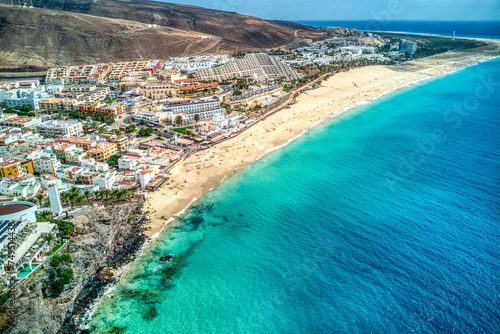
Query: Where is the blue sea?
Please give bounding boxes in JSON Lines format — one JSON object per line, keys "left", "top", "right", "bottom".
{"left": 296, "top": 20, "right": 500, "bottom": 40}
{"left": 89, "top": 59, "right": 500, "bottom": 333}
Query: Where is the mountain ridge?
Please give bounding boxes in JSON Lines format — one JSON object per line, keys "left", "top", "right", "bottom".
{"left": 0, "top": 0, "right": 329, "bottom": 70}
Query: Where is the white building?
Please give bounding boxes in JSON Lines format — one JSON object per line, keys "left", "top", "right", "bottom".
{"left": 35, "top": 120, "right": 83, "bottom": 138}
{"left": 136, "top": 169, "right": 155, "bottom": 188}
{"left": 47, "top": 185, "right": 63, "bottom": 215}
{"left": 3, "top": 89, "right": 49, "bottom": 110}
{"left": 81, "top": 158, "right": 109, "bottom": 172}
{"left": 32, "top": 154, "right": 61, "bottom": 174}
{"left": 118, "top": 155, "right": 139, "bottom": 171}
{"left": 0, "top": 201, "right": 37, "bottom": 222}
{"left": 92, "top": 171, "right": 117, "bottom": 190}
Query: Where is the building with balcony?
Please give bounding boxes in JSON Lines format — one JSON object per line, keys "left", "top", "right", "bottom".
{"left": 87, "top": 142, "right": 118, "bottom": 162}
{"left": 35, "top": 121, "right": 83, "bottom": 138}
{"left": 196, "top": 53, "right": 303, "bottom": 83}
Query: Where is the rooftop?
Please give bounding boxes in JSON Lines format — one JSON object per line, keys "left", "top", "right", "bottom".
{"left": 0, "top": 203, "right": 34, "bottom": 215}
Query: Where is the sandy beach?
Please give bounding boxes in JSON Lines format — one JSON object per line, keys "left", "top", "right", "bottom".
{"left": 144, "top": 40, "right": 500, "bottom": 237}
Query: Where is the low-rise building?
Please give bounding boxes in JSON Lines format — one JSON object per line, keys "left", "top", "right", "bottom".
{"left": 0, "top": 219, "right": 58, "bottom": 287}
{"left": 38, "top": 97, "right": 85, "bottom": 115}
{"left": 0, "top": 159, "right": 34, "bottom": 178}
{"left": 224, "top": 85, "right": 282, "bottom": 108}
{"left": 0, "top": 116, "right": 42, "bottom": 130}
{"left": 92, "top": 170, "right": 117, "bottom": 190}
{"left": 87, "top": 142, "right": 118, "bottom": 162}
{"left": 118, "top": 154, "right": 140, "bottom": 171}
{"left": 32, "top": 154, "right": 61, "bottom": 174}
{"left": 81, "top": 158, "right": 109, "bottom": 172}
{"left": 35, "top": 121, "right": 83, "bottom": 138}
{"left": 0, "top": 176, "right": 40, "bottom": 197}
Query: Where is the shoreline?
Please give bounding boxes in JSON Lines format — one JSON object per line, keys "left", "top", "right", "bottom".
{"left": 78, "top": 42, "right": 500, "bottom": 330}
{"left": 144, "top": 40, "right": 500, "bottom": 239}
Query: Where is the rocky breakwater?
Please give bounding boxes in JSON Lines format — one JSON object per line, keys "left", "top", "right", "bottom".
{"left": 8, "top": 202, "right": 151, "bottom": 334}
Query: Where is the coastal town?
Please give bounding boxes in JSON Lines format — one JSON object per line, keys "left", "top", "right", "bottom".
{"left": 1, "top": 18, "right": 498, "bottom": 331}
{"left": 3, "top": 25, "right": 492, "bottom": 290}
{"left": 0, "top": 31, "right": 425, "bottom": 290}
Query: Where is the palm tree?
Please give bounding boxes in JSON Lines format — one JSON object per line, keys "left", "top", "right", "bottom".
{"left": 194, "top": 114, "right": 200, "bottom": 124}
{"left": 37, "top": 210, "right": 53, "bottom": 222}
{"left": 60, "top": 191, "right": 69, "bottom": 206}
{"left": 103, "top": 189, "right": 111, "bottom": 203}
{"left": 175, "top": 115, "right": 183, "bottom": 126}
{"left": 44, "top": 234, "right": 54, "bottom": 245}
{"left": 74, "top": 195, "right": 85, "bottom": 207}
{"left": 35, "top": 194, "right": 44, "bottom": 207}
{"left": 83, "top": 190, "right": 93, "bottom": 206}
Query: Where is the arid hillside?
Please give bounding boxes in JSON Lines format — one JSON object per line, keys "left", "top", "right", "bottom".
{"left": 0, "top": 0, "right": 328, "bottom": 71}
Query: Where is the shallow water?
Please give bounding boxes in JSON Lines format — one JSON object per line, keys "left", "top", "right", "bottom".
{"left": 90, "top": 59, "right": 500, "bottom": 334}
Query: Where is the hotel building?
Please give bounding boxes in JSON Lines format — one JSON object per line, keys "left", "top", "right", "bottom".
{"left": 196, "top": 53, "right": 303, "bottom": 83}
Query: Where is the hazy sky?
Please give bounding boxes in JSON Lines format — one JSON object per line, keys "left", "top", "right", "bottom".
{"left": 160, "top": 0, "right": 500, "bottom": 21}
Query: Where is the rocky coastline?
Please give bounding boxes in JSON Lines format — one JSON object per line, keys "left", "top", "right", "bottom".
{"left": 4, "top": 201, "right": 151, "bottom": 334}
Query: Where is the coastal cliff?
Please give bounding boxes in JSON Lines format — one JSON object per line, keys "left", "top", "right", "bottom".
{"left": 5, "top": 202, "right": 149, "bottom": 334}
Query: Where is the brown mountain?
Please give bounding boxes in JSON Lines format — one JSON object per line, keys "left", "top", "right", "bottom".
{"left": 0, "top": 0, "right": 327, "bottom": 71}
{"left": 30, "top": 0, "right": 326, "bottom": 48}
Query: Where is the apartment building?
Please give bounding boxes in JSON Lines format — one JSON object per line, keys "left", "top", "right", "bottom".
{"left": 35, "top": 121, "right": 83, "bottom": 138}
{"left": 0, "top": 116, "right": 42, "bottom": 130}
{"left": 45, "top": 63, "right": 112, "bottom": 84}
{"left": 224, "top": 85, "right": 282, "bottom": 107}
{"left": 0, "top": 159, "right": 34, "bottom": 178}
{"left": 178, "top": 82, "right": 219, "bottom": 94}
{"left": 110, "top": 136, "right": 130, "bottom": 152}
{"left": 174, "top": 78, "right": 199, "bottom": 88}
{"left": 38, "top": 97, "right": 85, "bottom": 115}
{"left": 87, "top": 142, "right": 118, "bottom": 162}
{"left": 78, "top": 103, "right": 123, "bottom": 117}
{"left": 143, "top": 60, "right": 162, "bottom": 74}
{"left": 56, "top": 85, "right": 111, "bottom": 102}
{"left": 196, "top": 53, "right": 303, "bottom": 83}
{"left": 108, "top": 61, "right": 151, "bottom": 81}
{"left": 163, "top": 101, "right": 221, "bottom": 114}
{"left": 81, "top": 158, "right": 109, "bottom": 172}
{"left": 32, "top": 155, "right": 61, "bottom": 174}
{"left": 140, "top": 84, "right": 178, "bottom": 100}
{"left": 59, "top": 137, "right": 96, "bottom": 151}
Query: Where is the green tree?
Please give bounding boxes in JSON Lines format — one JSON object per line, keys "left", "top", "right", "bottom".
{"left": 35, "top": 194, "right": 44, "bottom": 206}
{"left": 121, "top": 84, "right": 128, "bottom": 92}
{"left": 125, "top": 124, "right": 137, "bottom": 133}
{"left": 44, "top": 234, "right": 54, "bottom": 245}
{"left": 107, "top": 154, "right": 122, "bottom": 166}
{"left": 83, "top": 190, "right": 93, "bottom": 205}
{"left": 36, "top": 210, "right": 54, "bottom": 221}
{"left": 194, "top": 114, "right": 200, "bottom": 123}
{"left": 175, "top": 116, "right": 183, "bottom": 126}
{"left": 138, "top": 127, "right": 154, "bottom": 137}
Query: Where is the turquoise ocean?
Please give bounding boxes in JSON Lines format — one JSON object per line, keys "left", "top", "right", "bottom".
{"left": 89, "top": 59, "right": 500, "bottom": 333}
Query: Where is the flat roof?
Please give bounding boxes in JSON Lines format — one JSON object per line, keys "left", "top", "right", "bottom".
{"left": 0, "top": 204, "right": 32, "bottom": 215}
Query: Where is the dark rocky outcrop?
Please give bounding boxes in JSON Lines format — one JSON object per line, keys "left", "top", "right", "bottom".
{"left": 5, "top": 203, "right": 150, "bottom": 334}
